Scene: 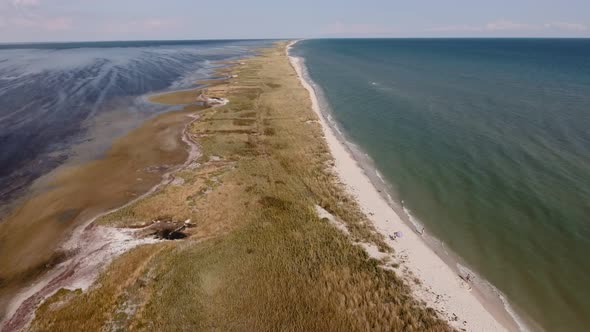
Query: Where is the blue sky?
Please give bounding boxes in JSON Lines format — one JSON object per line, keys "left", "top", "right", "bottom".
{"left": 0, "top": 0, "right": 589, "bottom": 42}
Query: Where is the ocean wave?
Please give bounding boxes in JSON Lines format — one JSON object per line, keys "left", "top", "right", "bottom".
{"left": 401, "top": 201, "right": 424, "bottom": 234}
{"left": 456, "top": 263, "right": 530, "bottom": 332}
{"left": 375, "top": 169, "right": 385, "bottom": 182}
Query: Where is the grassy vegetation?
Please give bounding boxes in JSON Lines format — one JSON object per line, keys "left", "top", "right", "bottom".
{"left": 28, "top": 42, "right": 451, "bottom": 331}
{"left": 149, "top": 88, "right": 202, "bottom": 104}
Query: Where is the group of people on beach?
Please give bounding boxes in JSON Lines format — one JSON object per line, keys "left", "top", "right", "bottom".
{"left": 461, "top": 273, "right": 474, "bottom": 291}
{"left": 389, "top": 226, "right": 425, "bottom": 241}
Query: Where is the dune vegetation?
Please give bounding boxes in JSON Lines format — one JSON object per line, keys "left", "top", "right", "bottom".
{"left": 27, "top": 42, "right": 451, "bottom": 332}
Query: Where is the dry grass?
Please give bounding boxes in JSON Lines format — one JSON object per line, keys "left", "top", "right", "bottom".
{"left": 28, "top": 42, "right": 451, "bottom": 332}
{"left": 29, "top": 244, "right": 168, "bottom": 332}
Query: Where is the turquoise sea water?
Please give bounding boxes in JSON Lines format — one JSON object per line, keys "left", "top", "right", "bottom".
{"left": 292, "top": 39, "right": 590, "bottom": 331}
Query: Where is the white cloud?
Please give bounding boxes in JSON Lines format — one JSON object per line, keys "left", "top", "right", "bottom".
{"left": 0, "top": 0, "right": 72, "bottom": 33}
{"left": 101, "top": 18, "right": 183, "bottom": 34}
{"left": 1, "top": 15, "right": 71, "bottom": 30}
{"left": 428, "top": 20, "right": 589, "bottom": 34}
{"left": 485, "top": 20, "right": 537, "bottom": 31}
{"left": 11, "top": 0, "right": 40, "bottom": 7}
{"left": 544, "top": 22, "right": 588, "bottom": 31}
{"left": 426, "top": 24, "right": 483, "bottom": 33}
{"left": 322, "top": 22, "right": 399, "bottom": 36}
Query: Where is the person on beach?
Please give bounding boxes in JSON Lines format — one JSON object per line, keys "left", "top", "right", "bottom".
{"left": 390, "top": 231, "right": 403, "bottom": 241}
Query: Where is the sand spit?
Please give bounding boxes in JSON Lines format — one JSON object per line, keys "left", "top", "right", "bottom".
{"left": 0, "top": 106, "right": 206, "bottom": 332}
{"left": 288, "top": 40, "right": 520, "bottom": 332}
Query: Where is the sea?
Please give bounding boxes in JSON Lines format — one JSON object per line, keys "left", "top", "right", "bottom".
{"left": 0, "top": 39, "right": 269, "bottom": 210}
{"left": 291, "top": 38, "right": 590, "bottom": 332}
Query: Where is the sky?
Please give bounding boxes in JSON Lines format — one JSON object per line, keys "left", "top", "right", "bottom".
{"left": 0, "top": 0, "right": 589, "bottom": 42}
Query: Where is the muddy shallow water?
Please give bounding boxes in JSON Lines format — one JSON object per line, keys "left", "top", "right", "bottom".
{"left": 0, "top": 106, "right": 197, "bottom": 320}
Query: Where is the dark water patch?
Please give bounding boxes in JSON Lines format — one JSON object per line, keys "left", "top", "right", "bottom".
{"left": 0, "top": 40, "right": 270, "bottom": 209}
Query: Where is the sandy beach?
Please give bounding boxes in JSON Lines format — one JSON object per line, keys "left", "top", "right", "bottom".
{"left": 288, "top": 40, "right": 521, "bottom": 331}
{"left": 17, "top": 42, "right": 455, "bottom": 332}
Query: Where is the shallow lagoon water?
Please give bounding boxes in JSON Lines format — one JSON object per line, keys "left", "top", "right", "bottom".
{"left": 0, "top": 40, "right": 268, "bottom": 206}
{"left": 0, "top": 39, "right": 269, "bottom": 320}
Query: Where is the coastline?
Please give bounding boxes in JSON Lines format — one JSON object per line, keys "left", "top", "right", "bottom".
{"left": 5, "top": 41, "right": 525, "bottom": 331}
{"left": 19, "top": 41, "right": 456, "bottom": 331}
{"left": 0, "top": 77, "right": 230, "bottom": 331}
{"left": 0, "top": 112, "right": 194, "bottom": 331}
{"left": 287, "top": 40, "right": 522, "bottom": 331}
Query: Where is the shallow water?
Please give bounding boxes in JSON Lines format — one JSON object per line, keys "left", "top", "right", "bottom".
{"left": 0, "top": 40, "right": 267, "bottom": 207}
{"left": 0, "top": 39, "right": 268, "bottom": 320}
{"left": 292, "top": 39, "right": 590, "bottom": 331}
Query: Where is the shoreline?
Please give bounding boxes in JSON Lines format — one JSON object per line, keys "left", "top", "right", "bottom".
{"left": 0, "top": 78, "right": 229, "bottom": 331}
{"left": 287, "top": 40, "right": 524, "bottom": 331}
{"left": 17, "top": 41, "right": 481, "bottom": 331}
{"left": 2, "top": 41, "right": 536, "bottom": 331}
{"left": 0, "top": 111, "right": 199, "bottom": 332}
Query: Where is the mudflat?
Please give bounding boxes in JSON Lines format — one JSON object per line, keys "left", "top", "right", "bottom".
{"left": 0, "top": 105, "right": 197, "bottom": 319}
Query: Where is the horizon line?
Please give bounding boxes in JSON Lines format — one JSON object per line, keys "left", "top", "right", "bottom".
{"left": 2, "top": 36, "right": 590, "bottom": 45}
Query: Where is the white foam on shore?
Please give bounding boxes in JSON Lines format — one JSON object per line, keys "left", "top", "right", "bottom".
{"left": 498, "top": 292, "right": 531, "bottom": 332}
{"left": 457, "top": 263, "right": 531, "bottom": 332}
{"left": 288, "top": 40, "right": 524, "bottom": 332}
{"left": 375, "top": 169, "right": 385, "bottom": 182}
{"left": 401, "top": 202, "right": 424, "bottom": 234}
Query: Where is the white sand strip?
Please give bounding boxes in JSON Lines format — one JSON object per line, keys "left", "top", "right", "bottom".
{"left": 288, "top": 41, "right": 516, "bottom": 332}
